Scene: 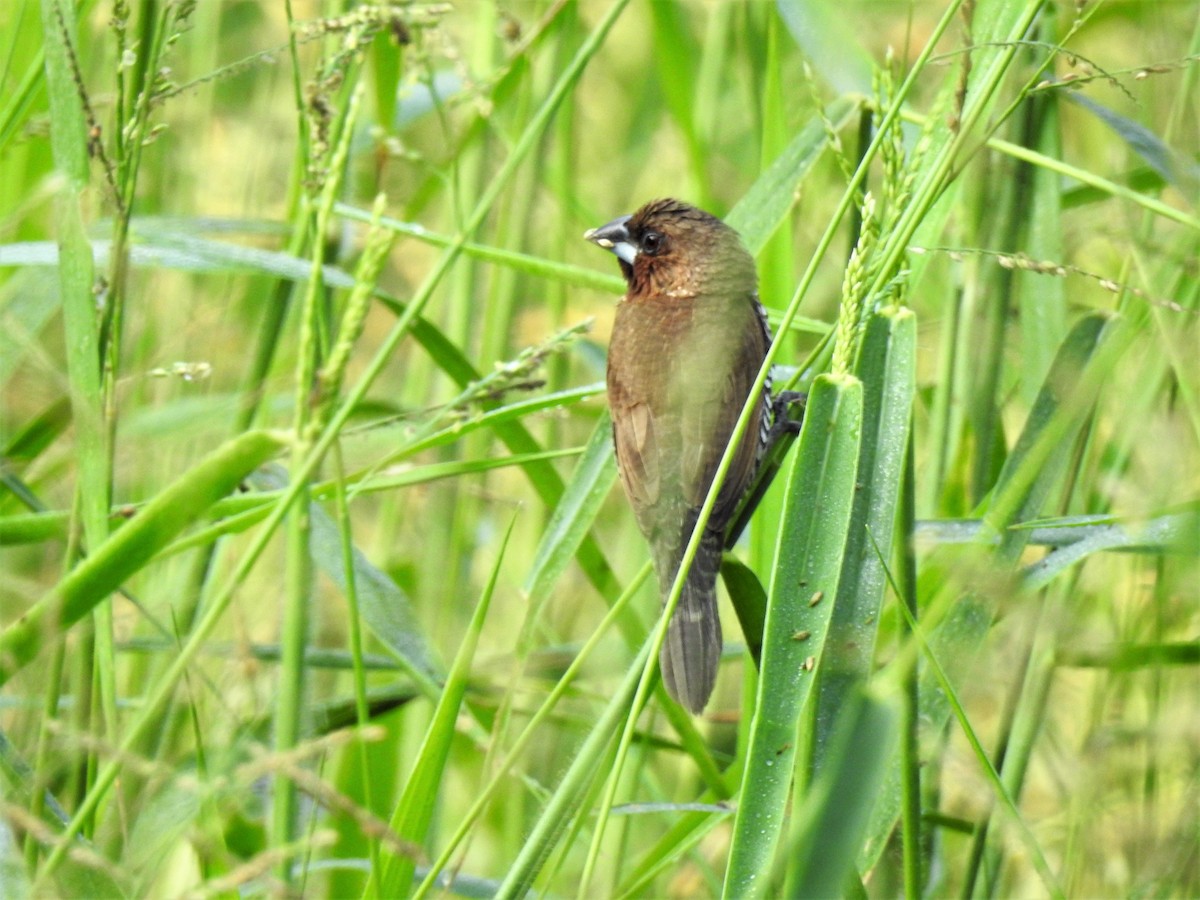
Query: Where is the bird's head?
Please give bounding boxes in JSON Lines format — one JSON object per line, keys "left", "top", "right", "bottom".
{"left": 584, "top": 198, "right": 756, "bottom": 300}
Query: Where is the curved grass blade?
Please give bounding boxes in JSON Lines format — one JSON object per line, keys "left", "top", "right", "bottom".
{"left": 0, "top": 429, "right": 285, "bottom": 685}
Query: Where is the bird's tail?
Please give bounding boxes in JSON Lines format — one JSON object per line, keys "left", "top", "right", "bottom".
{"left": 658, "top": 526, "right": 724, "bottom": 713}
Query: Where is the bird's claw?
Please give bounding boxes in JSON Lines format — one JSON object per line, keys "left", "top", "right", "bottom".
{"left": 770, "top": 390, "right": 806, "bottom": 436}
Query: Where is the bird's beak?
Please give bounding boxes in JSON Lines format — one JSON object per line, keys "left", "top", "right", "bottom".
{"left": 584, "top": 214, "right": 637, "bottom": 266}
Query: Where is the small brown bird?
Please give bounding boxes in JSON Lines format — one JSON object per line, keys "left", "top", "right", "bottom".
{"left": 585, "top": 199, "right": 773, "bottom": 712}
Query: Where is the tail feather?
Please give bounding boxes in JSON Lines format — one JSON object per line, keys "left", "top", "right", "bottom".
{"left": 659, "top": 528, "right": 723, "bottom": 713}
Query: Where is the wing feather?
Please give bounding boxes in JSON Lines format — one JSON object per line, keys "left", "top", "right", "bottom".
{"left": 679, "top": 296, "right": 769, "bottom": 528}
{"left": 612, "top": 401, "right": 659, "bottom": 507}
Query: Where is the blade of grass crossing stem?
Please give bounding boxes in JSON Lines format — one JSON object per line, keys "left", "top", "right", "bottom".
{"left": 0, "top": 430, "right": 286, "bottom": 684}
{"left": 522, "top": 412, "right": 618, "bottom": 624}
{"left": 494, "top": 638, "right": 652, "bottom": 900}
{"left": 722, "top": 374, "right": 863, "bottom": 897}
{"left": 985, "top": 313, "right": 1111, "bottom": 554}
{"left": 811, "top": 308, "right": 915, "bottom": 777}
{"left": 726, "top": 97, "right": 857, "bottom": 255}
{"left": 782, "top": 689, "right": 898, "bottom": 897}
{"left": 371, "top": 515, "right": 514, "bottom": 897}
{"left": 410, "top": 564, "right": 650, "bottom": 899}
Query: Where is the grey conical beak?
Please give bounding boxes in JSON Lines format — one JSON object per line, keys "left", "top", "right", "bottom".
{"left": 584, "top": 214, "right": 637, "bottom": 265}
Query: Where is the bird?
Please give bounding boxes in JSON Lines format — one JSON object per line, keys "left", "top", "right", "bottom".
{"left": 585, "top": 198, "right": 773, "bottom": 713}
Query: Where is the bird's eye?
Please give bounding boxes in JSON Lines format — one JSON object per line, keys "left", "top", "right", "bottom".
{"left": 641, "top": 231, "right": 665, "bottom": 256}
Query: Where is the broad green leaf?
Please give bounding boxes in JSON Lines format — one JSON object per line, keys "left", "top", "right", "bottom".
{"left": 812, "top": 308, "right": 916, "bottom": 774}
{"left": 782, "top": 689, "right": 898, "bottom": 897}
{"left": 723, "top": 373, "right": 864, "bottom": 897}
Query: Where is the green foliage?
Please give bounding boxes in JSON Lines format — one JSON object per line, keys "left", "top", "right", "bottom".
{"left": 0, "top": 0, "right": 1196, "bottom": 896}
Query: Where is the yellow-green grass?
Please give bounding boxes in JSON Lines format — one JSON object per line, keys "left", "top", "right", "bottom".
{"left": 0, "top": 0, "right": 1196, "bottom": 896}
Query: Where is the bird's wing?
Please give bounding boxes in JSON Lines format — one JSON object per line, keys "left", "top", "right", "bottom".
{"left": 680, "top": 297, "right": 768, "bottom": 526}
{"left": 611, "top": 397, "right": 661, "bottom": 509}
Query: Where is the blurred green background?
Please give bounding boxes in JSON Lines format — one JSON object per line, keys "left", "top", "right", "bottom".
{"left": 1, "top": 0, "right": 1197, "bottom": 896}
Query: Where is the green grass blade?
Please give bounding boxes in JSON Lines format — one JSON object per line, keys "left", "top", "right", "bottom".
{"left": 1016, "top": 92, "right": 1068, "bottom": 408}
{"left": 776, "top": 0, "right": 874, "bottom": 96}
{"left": 307, "top": 486, "right": 443, "bottom": 690}
{"left": 1064, "top": 90, "right": 1199, "bottom": 197}
{"left": 0, "top": 271, "right": 60, "bottom": 385}
{"left": 522, "top": 412, "right": 618, "bottom": 610}
{"left": 372, "top": 515, "right": 514, "bottom": 897}
{"left": 812, "top": 307, "right": 916, "bottom": 773}
{"left": 721, "top": 558, "right": 767, "bottom": 668}
{"left": 782, "top": 689, "right": 898, "bottom": 898}
{"left": 244, "top": 465, "right": 445, "bottom": 696}
{"left": 493, "top": 639, "right": 652, "bottom": 900}
{"left": 723, "top": 373, "right": 864, "bottom": 897}
{"left": 647, "top": 1, "right": 704, "bottom": 201}
{"left": 0, "top": 430, "right": 285, "bottom": 684}
{"left": 725, "top": 96, "right": 858, "bottom": 255}
{"left": 985, "top": 312, "right": 1111, "bottom": 550}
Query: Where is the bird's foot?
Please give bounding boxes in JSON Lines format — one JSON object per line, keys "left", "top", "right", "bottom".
{"left": 770, "top": 390, "right": 807, "bottom": 437}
